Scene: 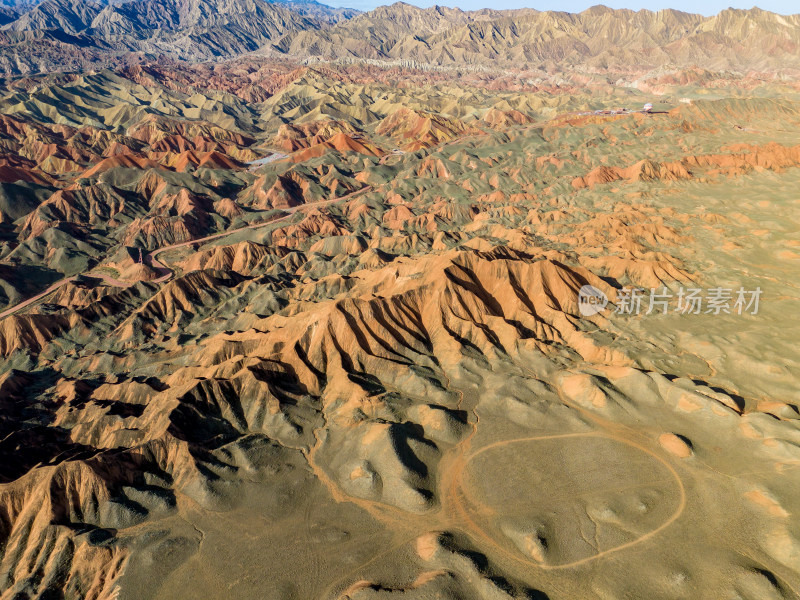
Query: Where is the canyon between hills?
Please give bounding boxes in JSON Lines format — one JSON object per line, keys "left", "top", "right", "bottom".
{"left": 1, "top": 2, "right": 800, "bottom": 599}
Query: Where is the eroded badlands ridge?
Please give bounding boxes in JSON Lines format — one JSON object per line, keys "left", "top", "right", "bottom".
{"left": 4, "top": 1, "right": 800, "bottom": 77}
{"left": 0, "top": 62, "right": 799, "bottom": 600}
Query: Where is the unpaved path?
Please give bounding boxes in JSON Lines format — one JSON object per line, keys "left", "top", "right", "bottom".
{"left": 0, "top": 186, "right": 371, "bottom": 321}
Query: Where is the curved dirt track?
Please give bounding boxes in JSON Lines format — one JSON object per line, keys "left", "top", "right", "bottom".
{"left": 0, "top": 186, "right": 371, "bottom": 321}
{"left": 306, "top": 362, "right": 695, "bottom": 600}
{"left": 453, "top": 431, "right": 687, "bottom": 571}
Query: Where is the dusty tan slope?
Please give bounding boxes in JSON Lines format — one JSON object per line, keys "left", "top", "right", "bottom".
{"left": 280, "top": 3, "right": 800, "bottom": 72}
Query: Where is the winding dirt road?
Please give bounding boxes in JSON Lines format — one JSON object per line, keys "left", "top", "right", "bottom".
{"left": 0, "top": 186, "right": 371, "bottom": 321}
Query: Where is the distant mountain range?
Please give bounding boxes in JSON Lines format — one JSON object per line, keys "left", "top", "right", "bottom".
{"left": 1, "top": 0, "right": 799, "bottom": 76}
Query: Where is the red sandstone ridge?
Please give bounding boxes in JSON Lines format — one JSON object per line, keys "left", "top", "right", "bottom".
{"left": 81, "top": 155, "right": 165, "bottom": 178}
{"left": 482, "top": 108, "right": 534, "bottom": 128}
{"left": 291, "top": 132, "right": 385, "bottom": 162}
{"left": 572, "top": 160, "right": 692, "bottom": 188}
{"left": 572, "top": 143, "right": 800, "bottom": 189}
{"left": 376, "top": 107, "right": 476, "bottom": 151}
{"left": 160, "top": 150, "right": 245, "bottom": 172}
{"left": 273, "top": 120, "right": 361, "bottom": 152}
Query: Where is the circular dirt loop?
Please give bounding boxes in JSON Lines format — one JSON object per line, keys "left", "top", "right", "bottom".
{"left": 455, "top": 433, "right": 685, "bottom": 570}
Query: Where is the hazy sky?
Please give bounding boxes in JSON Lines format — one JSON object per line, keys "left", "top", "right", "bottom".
{"left": 330, "top": 0, "right": 798, "bottom": 15}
